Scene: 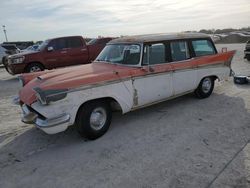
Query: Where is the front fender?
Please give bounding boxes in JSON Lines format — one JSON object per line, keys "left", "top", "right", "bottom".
{"left": 31, "top": 80, "right": 135, "bottom": 126}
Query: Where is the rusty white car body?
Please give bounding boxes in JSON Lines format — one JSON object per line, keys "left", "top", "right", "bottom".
{"left": 15, "top": 33, "right": 236, "bottom": 139}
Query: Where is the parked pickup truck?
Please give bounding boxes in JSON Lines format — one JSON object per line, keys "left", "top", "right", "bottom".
{"left": 14, "top": 33, "right": 235, "bottom": 140}
{"left": 4, "top": 36, "right": 112, "bottom": 74}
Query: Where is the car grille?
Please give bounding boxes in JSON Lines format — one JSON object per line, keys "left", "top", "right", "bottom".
{"left": 26, "top": 105, "right": 46, "bottom": 120}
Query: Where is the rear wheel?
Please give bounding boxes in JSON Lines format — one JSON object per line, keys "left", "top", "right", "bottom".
{"left": 245, "top": 54, "right": 250, "bottom": 61}
{"left": 194, "top": 77, "right": 214, "bottom": 99}
{"left": 25, "top": 63, "right": 44, "bottom": 73}
{"left": 76, "top": 100, "right": 112, "bottom": 140}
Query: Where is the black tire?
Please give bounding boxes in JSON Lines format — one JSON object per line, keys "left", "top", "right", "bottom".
{"left": 194, "top": 77, "right": 214, "bottom": 99}
{"left": 245, "top": 54, "right": 250, "bottom": 61}
{"left": 2, "top": 56, "right": 7, "bottom": 65}
{"left": 76, "top": 100, "right": 112, "bottom": 140}
{"left": 234, "top": 76, "right": 248, "bottom": 85}
{"left": 25, "top": 63, "right": 44, "bottom": 73}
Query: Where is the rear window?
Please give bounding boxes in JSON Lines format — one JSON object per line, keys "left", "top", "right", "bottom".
{"left": 67, "top": 37, "right": 83, "bottom": 48}
{"left": 192, "top": 40, "right": 216, "bottom": 57}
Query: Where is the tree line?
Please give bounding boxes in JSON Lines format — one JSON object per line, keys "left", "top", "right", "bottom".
{"left": 198, "top": 27, "right": 250, "bottom": 34}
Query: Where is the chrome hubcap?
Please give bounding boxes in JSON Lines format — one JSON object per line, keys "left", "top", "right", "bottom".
{"left": 30, "top": 66, "right": 41, "bottom": 72}
{"left": 90, "top": 107, "right": 107, "bottom": 130}
{"left": 202, "top": 78, "right": 212, "bottom": 93}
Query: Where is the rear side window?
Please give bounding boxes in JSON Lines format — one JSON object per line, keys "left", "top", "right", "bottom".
{"left": 192, "top": 40, "right": 216, "bottom": 56}
{"left": 67, "top": 37, "right": 83, "bottom": 48}
{"left": 97, "top": 39, "right": 106, "bottom": 45}
{"left": 143, "top": 43, "right": 166, "bottom": 65}
{"left": 170, "top": 41, "right": 190, "bottom": 61}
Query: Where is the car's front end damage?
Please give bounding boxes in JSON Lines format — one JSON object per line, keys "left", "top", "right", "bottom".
{"left": 12, "top": 67, "right": 79, "bottom": 134}
{"left": 14, "top": 85, "right": 72, "bottom": 134}
{"left": 13, "top": 63, "right": 132, "bottom": 135}
{"left": 20, "top": 102, "right": 71, "bottom": 134}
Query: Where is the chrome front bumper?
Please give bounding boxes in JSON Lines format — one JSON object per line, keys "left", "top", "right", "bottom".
{"left": 20, "top": 104, "right": 70, "bottom": 134}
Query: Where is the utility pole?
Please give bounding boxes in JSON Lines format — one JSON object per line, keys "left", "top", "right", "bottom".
{"left": 2, "top": 25, "right": 8, "bottom": 42}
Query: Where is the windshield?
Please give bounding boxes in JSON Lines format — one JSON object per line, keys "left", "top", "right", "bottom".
{"left": 87, "top": 39, "right": 97, "bottom": 45}
{"left": 38, "top": 40, "right": 49, "bottom": 51}
{"left": 96, "top": 44, "right": 141, "bottom": 65}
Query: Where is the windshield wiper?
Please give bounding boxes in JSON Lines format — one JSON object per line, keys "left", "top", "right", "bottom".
{"left": 96, "top": 59, "right": 112, "bottom": 62}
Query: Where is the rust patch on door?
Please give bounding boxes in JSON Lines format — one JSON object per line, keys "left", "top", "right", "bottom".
{"left": 131, "top": 78, "right": 138, "bottom": 106}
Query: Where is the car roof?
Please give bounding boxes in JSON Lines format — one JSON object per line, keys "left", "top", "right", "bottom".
{"left": 47, "top": 36, "right": 83, "bottom": 41}
{"left": 1, "top": 44, "right": 18, "bottom": 50}
{"left": 109, "top": 33, "right": 210, "bottom": 44}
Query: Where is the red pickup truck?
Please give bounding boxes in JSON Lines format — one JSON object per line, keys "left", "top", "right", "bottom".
{"left": 4, "top": 36, "right": 113, "bottom": 74}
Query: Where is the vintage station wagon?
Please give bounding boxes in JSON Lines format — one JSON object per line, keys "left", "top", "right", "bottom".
{"left": 15, "top": 33, "right": 236, "bottom": 139}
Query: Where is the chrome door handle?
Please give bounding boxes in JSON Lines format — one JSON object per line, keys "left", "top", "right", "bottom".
{"left": 81, "top": 49, "right": 87, "bottom": 51}
{"left": 61, "top": 51, "right": 67, "bottom": 54}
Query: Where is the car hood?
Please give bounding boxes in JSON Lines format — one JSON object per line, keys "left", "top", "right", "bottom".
{"left": 19, "top": 63, "right": 140, "bottom": 105}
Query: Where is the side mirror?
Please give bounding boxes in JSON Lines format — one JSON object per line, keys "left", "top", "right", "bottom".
{"left": 47, "top": 46, "right": 54, "bottom": 52}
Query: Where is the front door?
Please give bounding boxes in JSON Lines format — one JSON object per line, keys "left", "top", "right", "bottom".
{"left": 132, "top": 43, "right": 173, "bottom": 108}
{"left": 43, "top": 38, "right": 69, "bottom": 69}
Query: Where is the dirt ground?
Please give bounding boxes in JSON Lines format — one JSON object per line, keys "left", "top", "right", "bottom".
{"left": 0, "top": 44, "right": 250, "bottom": 188}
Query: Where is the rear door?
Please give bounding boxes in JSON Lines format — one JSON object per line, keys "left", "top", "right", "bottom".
{"left": 169, "top": 40, "right": 197, "bottom": 95}
{"left": 65, "top": 37, "right": 89, "bottom": 66}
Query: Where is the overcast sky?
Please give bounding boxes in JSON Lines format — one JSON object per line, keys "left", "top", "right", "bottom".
{"left": 0, "top": 0, "right": 249, "bottom": 42}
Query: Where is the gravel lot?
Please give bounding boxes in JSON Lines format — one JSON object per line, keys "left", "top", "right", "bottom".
{"left": 0, "top": 44, "right": 250, "bottom": 188}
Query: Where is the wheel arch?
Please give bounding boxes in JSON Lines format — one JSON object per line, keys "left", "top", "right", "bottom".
{"left": 24, "top": 61, "right": 46, "bottom": 72}
{"left": 209, "top": 75, "right": 219, "bottom": 81}
{"left": 74, "top": 97, "right": 125, "bottom": 124}
{"left": 198, "top": 75, "right": 219, "bottom": 84}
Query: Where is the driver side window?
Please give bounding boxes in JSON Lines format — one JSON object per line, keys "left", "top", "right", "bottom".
{"left": 49, "top": 38, "right": 67, "bottom": 51}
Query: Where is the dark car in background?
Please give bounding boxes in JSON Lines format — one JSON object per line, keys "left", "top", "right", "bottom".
{"left": 1, "top": 44, "right": 20, "bottom": 54}
{"left": 0, "top": 44, "right": 20, "bottom": 65}
{"left": 244, "top": 40, "right": 250, "bottom": 61}
{"left": 4, "top": 36, "right": 112, "bottom": 74}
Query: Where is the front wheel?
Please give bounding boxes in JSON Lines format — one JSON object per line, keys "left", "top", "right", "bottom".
{"left": 25, "top": 63, "right": 44, "bottom": 73}
{"left": 76, "top": 101, "right": 112, "bottom": 140}
{"left": 194, "top": 77, "right": 215, "bottom": 99}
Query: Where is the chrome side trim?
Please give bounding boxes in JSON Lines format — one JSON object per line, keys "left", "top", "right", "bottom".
{"left": 66, "top": 63, "right": 226, "bottom": 92}
{"left": 32, "top": 62, "right": 227, "bottom": 100}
